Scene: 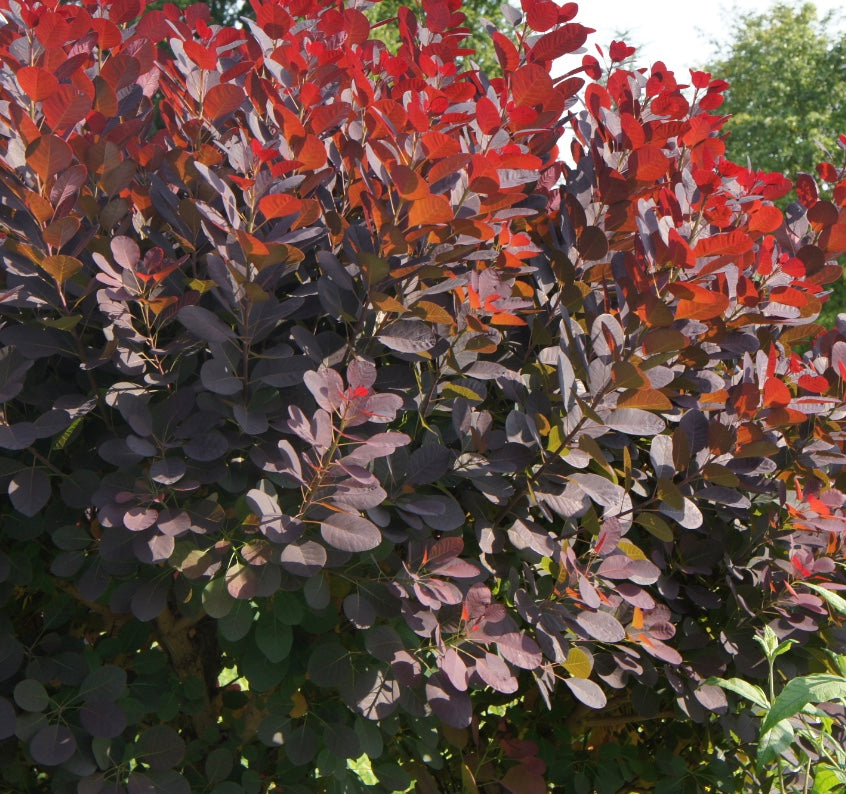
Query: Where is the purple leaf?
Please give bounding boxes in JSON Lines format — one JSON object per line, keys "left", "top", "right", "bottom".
{"left": 135, "top": 725, "right": 185, "bottom": 771}
{"left": 279, "top": 540, "right": 326, "bottom": 576}
{"left": 343, "top": 592, "right": 375, "bottom": 628}
{"left": 596, "top": 555, "right": 633, "bottom": 580}
{"left": 564, "top": 677, "right": 607, "bottom": 708}
{"left": 183, "top": 431, "right": 228, "bottom": 462}
{"left": 575, "top": 610, "right": 626, "bottom": 643}
{"left": 440, "top": 648, "right": 469, "bottom": 691}
{"left": 9, "top": 467, "right": 50, "bottom": 516}
{"left": 149, "top": 459, "right": 186, "bottom": 485}
{"left": 288, "top": 405, "right": 333, "bottom": 451}
{"left": 80, "top": 700, "right": 127, "bottom": 739}
{"left": 303, "top": 367, "right": 345, "bottom": 412}
{"left": 605, "top": 408, "right": 666, "bottom": 435}
{"left": 29, "top": 724, "right": 76, "bottom": 766}
{"left": 110, "top": 235, "right": 140, "bottom": 268}
{"left": 123, "top": 507, "right": 158, "bottom": 532}
{"left": 130, "top": 577, "right": 169, "bottom": 621}
{"left": 378, "top": 319, "right": 436, "bottom": 353}
{"left": 321, "top": 512, "right": 382, "bottom": 552}
{"left": 178, "top": 305, "right": 236, "bottom": 344}
{"left": 425, "top": 672, "right": 472, "bottom": 728}
{"left": 407, "top": 445, "right": 452, "bottom": 485}
{"left": 495, "top": 632, "right": 543, "bottom": 670}
{"left": 0, "top": 697, "right": 14, "bottom": 741}
{"left": 475, "top": 653, "right": 519, "bottom": 694}
{"left": 351, "top": 667, "right": 402, "bottom": 720}
{"left": 225, "top": 563, "right": 259, "bottom": 599}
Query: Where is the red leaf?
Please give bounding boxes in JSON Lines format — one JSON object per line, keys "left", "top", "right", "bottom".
{"left": 609, "top": 40, "right": 636, "bottom": 62}
{"left": 204, "top": 83, "right": 245, "bottom": 121}
{"left": 819, "top": 223, "right": 846, "bottom": 256}
{"left": 818, "top": 162, "right": 838, "bottom": 183}
{"left": 90, "top": 18, "right": 122, "bottom": 49}
{"left": 763, "top": 378, "right": 791, "bottom": 408}
{"left": 748, "top": 204, "right": 782, "bottom": 234}
{"left": 795, "top": 172, "right": 819, "bottom": 208}
{"left": 492, "top": 31, "right": 520, "bottom": 72}
{"left": 389, "top": 165, "right": 430, "bottom": 200}
{"left": 530, "top": 23, "right": 591, "bottom": 62}
{"left": 693, "top": 230, "right": 754, "bottom": 258}
{"left": 42, "top": 85, "right": 91, "bottom": 131}
{"left": 409, "top": 195, "right": 453, "bottom": 226}
{"left": 26, "top": 134, "right": 73, "bottom": 180}
{"left": 671, "top": 283, "right": 729, "bottom": 321}
{"left": 798, "top": 374, "right": 829, "bottom": 394}
{"left": 510, "top": 64, "right": 554, "bottom": 107}
{"left": 258, "top": 194, "right": 303, "bottom": 219}
{"left": 294, "top": 134, "right": 327, "bottom": 171}
{"left": 17, "top": 66, "right": 59, "bottom": 102}
{"left": 184, "top": 39, "right": 218, "bottom": 71}
{"left": 476, "top": 96, "right": 501, "bottom": 135}
{"left": 343, "top": 8, "right": 370, "bottom": 44}
{"left": 137, "top": 10, "right": 171, "bottom": 41}
{"left": 522, "top": 0, "right": 560, "bottom": 32}
{"left": 629, "top": 146, "right": 667, "bottom": 181}
{"left": 35, "top": 11, "right": 69, "bottom": 48}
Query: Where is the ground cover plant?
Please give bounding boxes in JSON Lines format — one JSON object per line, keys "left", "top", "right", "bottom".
{"left": 2, "top": 0, "right": 846, "bottom": 791}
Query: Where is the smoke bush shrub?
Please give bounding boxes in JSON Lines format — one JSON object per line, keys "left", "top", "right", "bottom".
{"left": 1, "top": 0, "right": 846, "bottom": 791}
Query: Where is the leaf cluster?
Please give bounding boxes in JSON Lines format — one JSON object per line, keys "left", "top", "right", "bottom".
{"left": 0, "top": 0, "right": 845, "bottom": 792}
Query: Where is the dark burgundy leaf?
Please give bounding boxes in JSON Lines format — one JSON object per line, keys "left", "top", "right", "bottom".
{"left": 9, "top": 468, "right": 50, "bottom": 516}
{"left": 321, "top": 512, "right": 382, "bottom": 552}
{"left": 29, "top": 724, "right": 76, "bottom": 766}
{"left": 575, "top": 610, "right": 626, "bottom": 643}
{"left": 135, "top": 725, "right": 185, "bottom": 770}
{"left": 425, "top": 672, "right": 472, "bottom": 728}
{"left": 475, "top": 653, "right": 519, "bottom": 694}
{"left": 564, "top": 677, "right": 607, "bottom": 709}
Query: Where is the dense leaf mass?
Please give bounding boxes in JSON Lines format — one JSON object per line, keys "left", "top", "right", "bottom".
{"left": 1, "top": 0, "right": 846, "bottom": 791}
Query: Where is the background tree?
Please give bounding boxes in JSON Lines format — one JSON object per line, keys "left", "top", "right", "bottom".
{"left": 706, "top": 2, "right": 846, "bottom": 180}
{"left": 364, "top": 0, "right": 505, "bottom": 73}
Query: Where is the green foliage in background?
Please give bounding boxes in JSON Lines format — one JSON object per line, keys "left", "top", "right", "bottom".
{"left": 708, "top": 2, "right": 846, "bottom": 325}
{"left": 707, "top": 2, "right": 846, "bottom": 181}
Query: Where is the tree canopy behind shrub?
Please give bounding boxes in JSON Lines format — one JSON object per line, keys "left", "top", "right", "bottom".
{"left": 1, "top": 0, "right": 846, "bottom": 792}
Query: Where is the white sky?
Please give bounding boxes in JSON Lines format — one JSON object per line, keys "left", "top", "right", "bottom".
{"left": 575, "top": 0, "right": 845, "bottom": 79}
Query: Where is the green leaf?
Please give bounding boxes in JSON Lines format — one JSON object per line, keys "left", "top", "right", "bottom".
{"left": 812, "top": 764, "right": 846, "bottom": 793}
{"left": 254, "top": 616, "right": 292, "bottom": 664}
{"left": 801, "top": 582, "right": 846, "bottom": 616}
{"left": 761, "top": 674, "right": 846, "bottom": 735}
{"left": 754, "top": 626, "right": 795, "bottom": 661}
{"left": 706, "top": 677, "right": 770, "bottom": 710}
{"left": 757, "top": 720, "right": 794, "bottom": 775}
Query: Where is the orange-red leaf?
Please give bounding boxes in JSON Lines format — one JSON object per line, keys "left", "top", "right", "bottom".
{"left": 629, "top": 146, "right": 667, "bottom": 182}
{"left": 692, "top": 230, "right": 753, "bottom": 258}
{"left": 510, "top": 64, "right": 554, "bottom": 107}
{"left": 763, "top": 377, "right": 791, "bottom": 408}
{"left": 258, "top": 194, "right": 303, "bottom": 219}
{"left": 294, "top": 134, "right": 327, "bottom": 171}
{"left": 408, "top": 195, "right": 452, "bottom": 226}
{"left": 17, "top": 66, "right": 59, "bottom": 102}
{"left": 671, "top": 282, "right": 730, "bottom": 321}
{"left": 184, "top": 40, "right": 218, "bottom": 71}
{"left": 617, "top": 388, "right": 673, "bottom": 410}
{"left": 26, "top": 134, "right": 73, "bottom": 180}
{"left": 748, "top": 204, "right": 782, "bottom": 234}
{"left": 389, "top": 164, "right": 430, "bottom": 200}
{"left": 798, "top": 374, "right": 829, "bottom": 394}
{"left": 476, "top": 96, "right": 501, "bottom": 135}
{"left": 530, "top": 23, "right": 591, "bottom": 61}
{"left": 42, "top": 85, "right": 91, "bottom": 131}
{"left": 40, "top": 254, "right": 82, "bottom": 283}
{"left": 204, "top": 83, "right": 244, "bottom": 120}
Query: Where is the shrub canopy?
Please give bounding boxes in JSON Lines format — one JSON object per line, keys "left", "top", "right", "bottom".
{"left": 1, "top": 0, "right": 846, "bottom": 791}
